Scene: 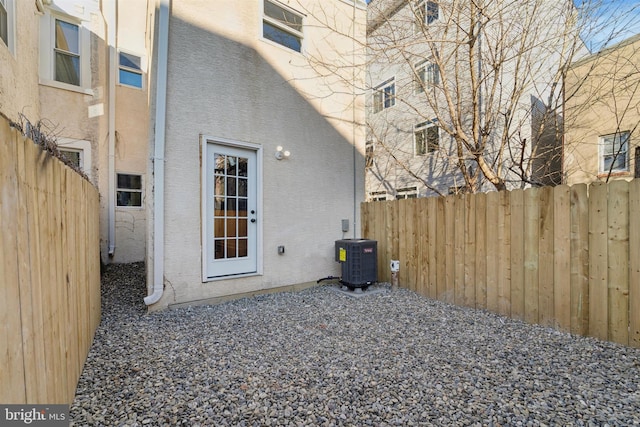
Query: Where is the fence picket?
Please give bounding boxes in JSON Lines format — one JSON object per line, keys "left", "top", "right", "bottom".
{"left": 538, "top": 186, "right": 554, "bottom": 327}
{"left": 570, "top": 184, "right": 589, "bottom": 335}
{"left": 486, "top": 191, "right": 499, "bottom": 313}
{"left": 475, "top": 192, "right": 487, "bottom": 310}
{"left": 607, "top": 180, "right": 629, "bottom": 345}
{"left": 589, "top": 182, "right": 608, "bottom": 340}
{"left": 510, "top": 189, "right": 525, "bottom": 320}
{"left": 497, "top": 190, "right": 511, "bottom": 316}
{"left": 464, "top": 192, "right": 476, "bottom": 307}
{"left": 454, "top": 194, "right": 466, "bottom": 305}
{"left": 553, "top": 185, "right": 571, "bottom": 331}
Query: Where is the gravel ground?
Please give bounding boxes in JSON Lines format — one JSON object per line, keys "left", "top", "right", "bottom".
{"left": 70, "top": 263, "right": 640, "bottom": 426}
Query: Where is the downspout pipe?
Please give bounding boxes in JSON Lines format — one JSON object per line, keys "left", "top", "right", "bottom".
{"left": 107, "top": 0, "right": 116, "bottom": 257}
{"left": 144, "top": 0, "right": 170, "bottom": 306}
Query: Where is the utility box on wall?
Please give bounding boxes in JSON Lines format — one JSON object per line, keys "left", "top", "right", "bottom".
{"left": 335, "top": 239, "right": 377, "bottom": 288}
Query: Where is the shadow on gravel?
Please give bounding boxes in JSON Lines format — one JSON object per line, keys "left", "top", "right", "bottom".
{"left": 100, "top": 262, "right": 148, "bottom": 318}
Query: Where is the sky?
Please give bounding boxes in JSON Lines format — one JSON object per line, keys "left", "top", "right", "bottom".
{"left": 575, "top": 0, "right": 640, "bottom": 51}
{"left": 364, "top": 0, "right": 640, "bottom": 52}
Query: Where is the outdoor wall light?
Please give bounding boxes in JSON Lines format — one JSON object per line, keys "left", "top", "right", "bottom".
{"left": 275, "top": 146, "right": 290, "bottom": 160}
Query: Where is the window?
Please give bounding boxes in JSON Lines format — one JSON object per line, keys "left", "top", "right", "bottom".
{"left": 40, "top": 13, "right": 91, "bottom": 91}
{"left": 369, "top": 191, "right": 387, "bottom": 201}
{"left": 415, "top": 59, "right": 439, "bottom": 93}
{"left": 0, "top": 0, "right": 14, "bottom": 52}
{"left": 373, "top": 79, "right": 395, "bottom": 113}
{"left": 263, "top": 0, "right": 303, "bottom": 52}
{"left": 119, "top": 51, "right": 143, "bottom": 88}
{"left": 415, "top": 121, "right": 439, "bottom": 155}
{"left": 396, "top": 187, "right": 418, "bottom": 199}
{"left": 57, "top": 138, "right": 92, "bottom": 180}
{"left": 0, "top": 0, "right": 8, "bottom": 46}
{"left": 54, "top": 19, "right": 80, "bottom": 86}
{"left": 415, "top": 0, "right": 439, "bottom": 32}
{"left": 600, "top": 131, "right": 629, "bottom": 174}
{"left": 117, "top": 173, "right": 143, "bottom": 207}
{"left": 365, "top": 141, "right": 374, "bottom": 169}
{"left": 59, "top": 149, "right": 82, "bottom": 169}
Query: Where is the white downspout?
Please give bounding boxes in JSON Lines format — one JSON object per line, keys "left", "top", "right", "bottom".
{"left": 107, "top": 0, "right": 116, "bottom": 257}
{"left": 144, "top": 0, "right": 170, "bottom": 305}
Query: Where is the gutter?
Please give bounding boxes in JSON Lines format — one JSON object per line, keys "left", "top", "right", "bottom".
{"left": 144, "top": 0, "right": 170, "bottom": 305}
{"left": 107, "top": 0, "right": 116, "bottom": 257}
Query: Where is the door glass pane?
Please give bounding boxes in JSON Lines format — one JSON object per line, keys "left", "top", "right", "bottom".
{"left": 227, "top": 156, "right": 237, "bottom": 175}
{"left": 226, "top": 240, "right": 237, "bottom": 258}
{"left": 238, "top": 178, "right": 247, "bottom": 197}
{"left": 214, "top": 240, "right": 225, "bottom": 259}
{"left": 238, "top": 198, "right": 247, "bottom": 213}
{"left": 214, "top": 176, "right": 225, "bottom": 196}
{"left": 227, "top": 177, "right": 237, "bottom": 196}
{"left": 238, "top": 158, "right": 248, "bottom": 177}
{"left": 214, "top": 197, "right": 224, "bottom": 213}
{"left": 238, "top": 219, "right": 247, "bottom": 237}
{"left": 214, "top": 218, "right": 225, "bottom": 238}
{"left": 226, "top": 197, "right": 236, "bottom": 213}
{"left": 214, "top": 154, "right": 225, "bottom": 174}
{"left": 238, "top": 239, "right": 248, "bottom": 257}
{"left": 227, "top": 219, "right": 237, "bottom": 237}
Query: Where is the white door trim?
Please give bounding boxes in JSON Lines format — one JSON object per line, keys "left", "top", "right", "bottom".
{"left": 201, "top": 135, "right": 263, "bottom": 282}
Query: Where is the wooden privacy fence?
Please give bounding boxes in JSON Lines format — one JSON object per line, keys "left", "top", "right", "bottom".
{"left": 0, "top": 117, "right": 101, "bottom": 404}
{"left": 361, "top": 181, "right": 640, "bottom": 347}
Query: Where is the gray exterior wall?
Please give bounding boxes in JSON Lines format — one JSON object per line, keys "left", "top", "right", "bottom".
{"left": 147, "top": 0, "right": 367, "bottom": 309}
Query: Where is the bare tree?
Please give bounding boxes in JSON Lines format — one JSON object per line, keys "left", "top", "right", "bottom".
{"left": 301, "top": 0, "right": 640, "bottom": 197}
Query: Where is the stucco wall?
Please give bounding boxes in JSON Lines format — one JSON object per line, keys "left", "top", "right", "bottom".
{"left": 564, "top": 35, "right": 640, "bottom": 186}
{"left": 150, "top": 0, "right": 366, "bottom": 308}
{"left": 0, "top": 1, "right": 41, "bottom": 124}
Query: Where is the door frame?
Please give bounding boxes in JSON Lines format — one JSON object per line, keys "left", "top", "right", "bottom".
{"left": 201, "top": 135, "right": 263, "bottom": 282}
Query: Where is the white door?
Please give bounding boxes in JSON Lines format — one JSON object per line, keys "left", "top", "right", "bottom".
{"left": 205, "top": 143, "right": 258, "bottom": 278}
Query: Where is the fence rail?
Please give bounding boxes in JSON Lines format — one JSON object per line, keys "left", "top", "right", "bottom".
{"left": 361, "top": 180, "right": 640, "bottom": 347}
{"left": 0, "top": 117, "right": 101, "bottom": 404}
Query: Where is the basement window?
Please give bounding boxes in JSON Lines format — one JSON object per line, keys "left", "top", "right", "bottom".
{"left": 117, "top": 173, "right": 143, "bottom": 207}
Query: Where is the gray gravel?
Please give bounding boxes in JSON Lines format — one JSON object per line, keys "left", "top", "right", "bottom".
{"left": 70, "top": 263, "right": 640, "bottom": 426}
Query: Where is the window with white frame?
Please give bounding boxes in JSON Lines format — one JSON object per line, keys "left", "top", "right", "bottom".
{"left": 415, "top": 0, "right": 439, "bottom": 32}
{"left": 59, "top": 148, "right": 82, "bottom": 169}
{"left": 40, "top": 12, "right": 90, "bottom": 90}
{"left": 414, "top": 59, "right": 440, "bottom": 93}
{"left": 54, "top": 19, "right": 80, "bottom": 86}
{"left": 263, "top": 0, "right": 303, "bottom": 53}
{"left": 600, "top": 131, "right": 630, "bottom": 174}
{"left": 396, "top": 186, "right": 418, "bottom": 199}
{"left": 57, "top": 138, "right": 92, "bottom": 180}
{"left": 373, "top": 78, "right": 395, "bottom": 113}
{"left": 369, "top": 191, "right": 387, "bottom": 201}
{"left": 117, "top": 173, "right": 143, "bottom": 207}
{"left": 415, "top": 120, "right": 439, "bottom": 155}
{"left": 0, "top": 0, "right": 14, "bottom": 53}
{"left": 118, "top": 51, "right": 143, "bottom": 88}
